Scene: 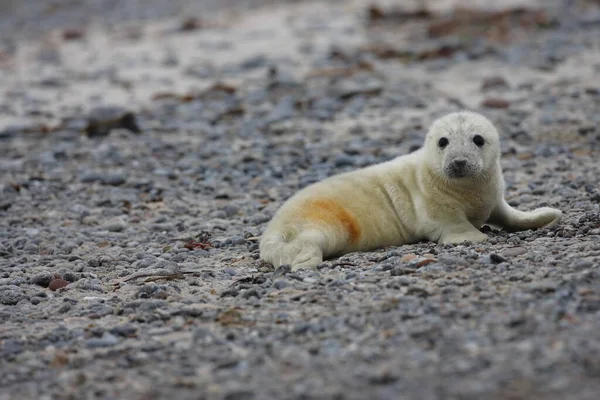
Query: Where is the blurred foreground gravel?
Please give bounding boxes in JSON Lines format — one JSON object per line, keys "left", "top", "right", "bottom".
{"left": 1, "top": 0, "right": 600, "bottom": 399}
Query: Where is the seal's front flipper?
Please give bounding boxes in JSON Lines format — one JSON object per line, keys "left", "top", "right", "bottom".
{"left": 438, "top": 222, "right": 488, "bottom": 245}
{"left": 488, "top": 200, "right": 563, "bottom": 232}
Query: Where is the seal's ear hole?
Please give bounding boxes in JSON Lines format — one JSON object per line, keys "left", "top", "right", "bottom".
{"left": 438, "top": 137, "right": 449, "bottom": 149}
{"left": 473, "top": 135, "right": 485, "bottom": 147}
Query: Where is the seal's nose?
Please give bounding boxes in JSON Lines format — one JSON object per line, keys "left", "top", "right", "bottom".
{"left": 452, "top": 159, "right": 467, "bottom": 170}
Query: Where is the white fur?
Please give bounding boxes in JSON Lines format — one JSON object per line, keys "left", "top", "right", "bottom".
{"left": 260, "top": 111, "right": 563, "bottom": 271}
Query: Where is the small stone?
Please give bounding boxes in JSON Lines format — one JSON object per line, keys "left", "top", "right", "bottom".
{"left": 489, "top": 253, "right": 506, "bottom": 264}
{"left": 56, "top": 268, "right": 78, "bottom": 283}
{"left": 0, "top": 286, "right": 24, "bottom": 305}
{"left": 30, "top": 272, "right": 54, "bottom": 287}
{"left": 220, "top": 288, "right": 239, "bottom": 298}
{"left": 85, "top": 333, "right": 119, "bottom": 348}
{"left": 406, "top": 285, "right": 431, "bottom": 297}
{"left": 1, "top": 339, "right": 23, "bottom": 357}
{"left": 273, "top": 279, "right": 290, "bottom": 290}
{"left": 86, "top": 107, "right": 141, "bottom": 137}
{"left": 333, "top": 154, "right": 355, "bottom": 167}
{"left": 105, "top": 221, "right": 126, "bottom": 232}
{"left": 481, "top": 98, "right": 510, "bottom": 109}
{"left": 80, "top": 172, "right": 103, "bottom": 183}
{"left": 110, "top": 323, "right": 138, "bottom": 337}
{"left": 102, "top": 174, "right": 127, "bottom": 186}
{"left": 0, "top": 200, "right": 12, "bottom": 211}
{"left": 368, "top": 366, "right": 399, "bottom": 385}
{"left": 49, "top": 279, "right": 70, "bottom": 291}
{"left": 527, "top": 280, "right": 558, "bottom": 293}
{"left": 501, "top": 247, "right": 528, "bottom": 257}
{"left": 579, "top": 125, "right": 596, "bottom": 136}
{"left": 231, "top": 236, "right": 246, "bottom": 245}
{"left": 242, "top": 288, "right": 261, "bottom": 299}
{"left": 573, "top": 260, "right": 593, "bottom": 269}
{"left": 223, "top": 205, "right": 239, "bottom": 217}
{"left": 272, "top": 265, "right": 291, "bottom": 279}
{"left": 24, "top": 243, "right": 39, "bottom": 254}
{"left": 390, "top": 267, "right": 415, "bottom": 276}
{"left": 240, "top": 55, "right": 268, "bottom": 70}
{"left": 265, "top": 96, "right": 296, "bottom": 125}
{"left": 334, "top": 78, "right": 382, "bottom": 99}
{"left": 373, "top": 263, "right": 395, "bottom": 272}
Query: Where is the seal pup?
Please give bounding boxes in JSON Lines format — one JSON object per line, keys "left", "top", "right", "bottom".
{"left": 259, "top": 111, "right": 563, "bottom": 271}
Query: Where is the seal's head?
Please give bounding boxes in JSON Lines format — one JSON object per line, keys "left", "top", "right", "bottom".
{"left": 424, "top": 111, "right": 500, "bottom": 180}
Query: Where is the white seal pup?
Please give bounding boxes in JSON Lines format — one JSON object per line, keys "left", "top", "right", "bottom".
{"left": 259, "top": 111, "right": 563, "bottom": 271}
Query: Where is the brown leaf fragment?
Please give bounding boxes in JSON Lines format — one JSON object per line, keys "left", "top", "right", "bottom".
{"left": 416, "top": 258, "right": 437, "bottom": 268}
{"left": 49, "top": 279, "right": 69, "bottom": 291}
{"left": 180, "top": 17, "right": 203, "bottom": 32}
{"left": 63, "top": 28, "right": 85, "bottom": 41}
{"left": 367, "top": 4, "right": 432, "bottom": 24}
{"left": 427, "top": 6, "right": 556, "bottom": 42}
{"left": 184, "top": 240, "right": 212, "bottom": 250}
{"left": 50, "top": 350, "right": 69, "bottom": 367}
{"left": 482, "top": 98, "right": 510, "bottom": 109}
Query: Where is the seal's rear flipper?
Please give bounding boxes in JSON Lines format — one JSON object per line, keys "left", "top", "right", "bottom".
{"left": 488, "top": 200, "right": 563, "bottom": 232}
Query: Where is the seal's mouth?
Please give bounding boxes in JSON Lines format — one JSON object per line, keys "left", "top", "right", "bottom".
{"left": 445, "top": 159, "right": 472, "bottom": 179}
{"left": 447, "top": 170, "right": 469, "bottom": 179}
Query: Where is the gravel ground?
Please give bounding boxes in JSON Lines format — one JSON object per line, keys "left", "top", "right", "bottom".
{"left": 1, "top": 0, "right": 600, "bottom": 399}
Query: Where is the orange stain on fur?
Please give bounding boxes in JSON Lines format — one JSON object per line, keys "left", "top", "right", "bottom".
{"left": 303, "top": 199, "right": 361, "bottom": 243}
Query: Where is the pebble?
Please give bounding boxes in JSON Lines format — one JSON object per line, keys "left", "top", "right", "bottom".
{"left": 501, "top": 247, "right": 528, "bottom": 257}
{"left": 527, "top": 280, "right": 559, "bottom": 293}
{"left": 102, "top": 174, "right": 127, "bottom": 186}
{"left": 86, "top": 107, "right": 141, "bottom": 137}
{"left": 242, "top": 288, "right": 261, "bottom": 299}
{"left": 0, "top": 286, "right": 24, "bottom": 305}
{"left": 23, "top": 243, "right": 39, "bottom": 254}
{"left": 265, "top": 96, "right": 296, "bottom": 124}
{"left": 273, "top": 280, "right": 291, "bottom": 290}
{"left": 110, "top": 323, "right": 138, "bottom": 337}
{"left": 81, "top": 172, "right": 104, "bottom": 183}
{"left": 49, "top": 279, "right": 70, "bottom": 291}
{"left": 85, "top": 333, "right": 120, "bottom": 348}
{"left": 481, "top": 75, "right": 509, "bottom": 91}
{"left": 220, "top": 288, "right": 239, "bottom": 298}
{"left": 30, "top": 272, "right": 54, "bottom": 287}
{"left": 489, "top": 253, "right": 507, "bottom": 264}
{"left": 333, "top": 154, "right": 355, "bottom": 167}
{"left": 272, "top": 265, "right": 291, "bottom": 279}
{"left": 105, "top": 221, "right": 126, "bottom": 232}
{"left": 224, "top": 205, "right": 239, "bottom": 217}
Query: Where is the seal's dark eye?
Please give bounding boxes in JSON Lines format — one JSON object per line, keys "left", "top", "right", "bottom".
{"left": 473, "top": 135, "right": 485, "bottom": 147}
{"left": 438, "top": 137, "right": 449, "bottom": 149}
